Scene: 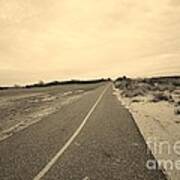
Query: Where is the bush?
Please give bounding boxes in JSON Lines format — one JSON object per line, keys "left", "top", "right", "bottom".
{"left": 155, "top": 83, "right": 176, "bottom": 92}
{"left": 175, "top": 101, "right": 180, "bottom": 107}
{"left": 114, "top": 76, "right": 180, "bottom": 100}
{"left": 151, "top": 92, "right": 174, "bottom": 103}
{"left": 121, "top": 88, "right": 146, "bottom": 98}
{"left": 131, "top": 99, "right": 142, "bottom": 103}
{"left": 175, "top": 107, "right": 180, "bottom": 115}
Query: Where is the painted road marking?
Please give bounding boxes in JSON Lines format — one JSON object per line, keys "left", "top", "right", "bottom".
{"left": 33, "top": 85, "right": 109, "bottom": 180}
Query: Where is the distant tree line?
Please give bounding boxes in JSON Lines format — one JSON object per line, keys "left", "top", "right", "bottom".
{"left": 0, "top": 78, "right": 111, "bottom": 90}
{"left": 24, "top": 78, "right": 110, "bottom": 89}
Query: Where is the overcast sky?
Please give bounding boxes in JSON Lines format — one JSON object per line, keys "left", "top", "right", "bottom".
{"left": 0, "top": 0, "right": 180, "bottom": 85}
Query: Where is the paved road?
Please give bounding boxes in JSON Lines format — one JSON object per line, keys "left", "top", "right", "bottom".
{"left": 0, "top": 83, "right": 166, "bottom": 180}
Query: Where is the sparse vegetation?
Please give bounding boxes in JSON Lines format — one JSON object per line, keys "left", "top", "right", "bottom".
{"left": 115, "top": 76, "right": 180, "bottom": 100}
{"left": 174, "top": 100, "right": 180, "bottom": 115}
{"left": 175, "top": 101, "right": 180, "bottom": 107}
{"left": 175, "top": 108, "right": 180, "bottom": 115}
{"left": 151, "top": 92, "right": 174, "bottom": 103}
{"left": 115, "top": 76, "right": 180, "bottom": 115}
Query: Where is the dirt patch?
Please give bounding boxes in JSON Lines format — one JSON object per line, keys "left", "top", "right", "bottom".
{"left": 0, "top": 89, "right": 85, "bottom": 141}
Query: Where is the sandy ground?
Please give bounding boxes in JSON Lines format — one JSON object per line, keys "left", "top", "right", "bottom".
{"left": 0, "top": 84, "right": 102, "bottom": 142}
{"left": 113, "top": 87, "right": 180, "bottom": 180}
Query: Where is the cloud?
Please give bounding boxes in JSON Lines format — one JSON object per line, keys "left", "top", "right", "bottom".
{"left": 0, "top": 0, "right": 179, "bottom": 85}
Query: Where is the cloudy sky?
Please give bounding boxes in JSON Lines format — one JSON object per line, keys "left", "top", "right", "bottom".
{"left": 0, "top": 0, "right": 180, "bottom": 85}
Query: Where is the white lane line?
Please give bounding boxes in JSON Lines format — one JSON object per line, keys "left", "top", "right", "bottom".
{"left": 33, "top": 85, "right": 109, "bottom": 180}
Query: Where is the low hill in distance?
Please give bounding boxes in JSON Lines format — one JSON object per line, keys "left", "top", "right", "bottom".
{"left": 0, "top": 78, "right": 110, "bottom": 90}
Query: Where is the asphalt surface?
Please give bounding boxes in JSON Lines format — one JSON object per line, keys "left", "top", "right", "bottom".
{"left": 0, "top": 83, "right": 167, "bottom": 180}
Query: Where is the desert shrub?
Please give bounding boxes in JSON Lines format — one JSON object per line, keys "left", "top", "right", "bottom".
{"left": 172, "top": 79, "right": 180, "bottom": 86}
{"left": 174, "top": 90, "right": 180, "bottom": 95}
{"left": 121, "top": 88, "right": 146, "bottom": 98}
{"left": 115, "top": 78, "right": 149, "bottom": 98}
{"left": 114, "top": 81, "right": 121, "bottom": 88}
{"left": 175, "top": 107, "right": 180, "bottom": 115}
{"left": 168, "top": 84, "right": 176, "bottom": 92}
{"left": 175, "top": 101, "right": 180, "bottom": 107}
{"left": 155, "top": 84, "right": 176, "bottom": 92}
{"left": 139, "top": 83, "right": 156, "bottom": 91}
{"left": 131, "top": 99, "right": 142, "bottom": 103}
{"left": 151, "top": 92, "right": 174, "bottom": 103}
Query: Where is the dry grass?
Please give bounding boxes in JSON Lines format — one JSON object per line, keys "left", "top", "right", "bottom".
{"left": 175, "top": 100, "right": 180, "bottom": 107}
{"left": 174, "top": 100, "right": 180, "bottom": 115}
{"left": 151, "top": 92, "right": 174, "bottom": 103}
{"left": 115, "top": 76, "right": 179, "bottom": 99}
{"left": 115, "top": 76, "right": 180, "bottom": 115}
{"left": 175, "top": 107, "right": 180, "bottom": 115}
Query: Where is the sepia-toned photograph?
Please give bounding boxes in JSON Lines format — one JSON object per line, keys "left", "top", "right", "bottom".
{"left": 0, "top": 0, "right": 180, "bottom": 179}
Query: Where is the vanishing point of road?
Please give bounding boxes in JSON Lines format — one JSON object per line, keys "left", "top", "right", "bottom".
{"left": 0, "top": 83, "right": 166, "bottom": 180}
